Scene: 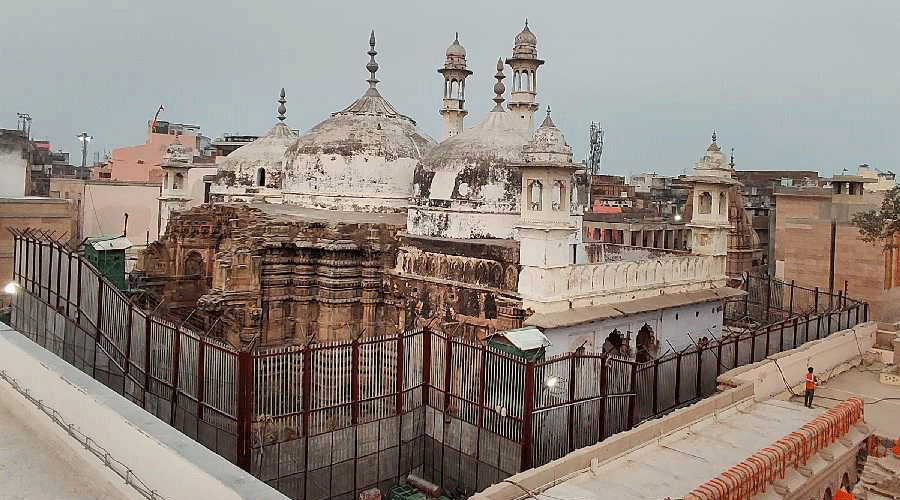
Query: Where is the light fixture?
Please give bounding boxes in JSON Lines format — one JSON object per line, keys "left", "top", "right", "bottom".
{"left": 674, "top": 214, "right": 682, "bottom": 222}
{"left": 3, "top": 282, "right": 18, "bottom": 295}
{"left": 544, "top": 375, "right": 559, "bottom": 389}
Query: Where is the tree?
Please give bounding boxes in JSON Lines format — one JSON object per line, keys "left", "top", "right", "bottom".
{"left": 851, "top": 186, "right": 900, "bottom": 248}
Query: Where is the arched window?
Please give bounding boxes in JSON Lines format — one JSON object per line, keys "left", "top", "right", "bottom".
{"left": 824, "top": 488, "right": 832, "bottom": 500}
{"left": 635, "top": 324, "right": 658, "bottom": 363}
{"left": 173, "top": 173, "right": 184, "bottom": 190}
{"left": 719, "top": 192, "right": 727, "bottom": 215}
{"left": 184, "top": 251, "right": 204, "bottom": 277}
{"left": 552, "top": 180, "right": 567, "bottom": 211}
{"left": 698, "top": 192, "right": 712, "bottom": 214}
{"left": 165, "top": 173, "right": 170, "bottom": 189}
{"left": 528, "top": 179, "right": 543, "bottom": 211}
{"left": 450, "top": 80, "right": 459, "bottom": 99}
{"left": 256, "top": 168, "right": 266, "bottom": 187}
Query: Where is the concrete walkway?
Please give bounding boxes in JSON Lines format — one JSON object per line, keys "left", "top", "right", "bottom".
{"left": 0, "top": 381, "right": 133, "bottom": 500}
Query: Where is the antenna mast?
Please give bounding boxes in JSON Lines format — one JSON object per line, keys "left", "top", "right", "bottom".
{"left": 589, "top": 121, "right": 604, "bottom": 175}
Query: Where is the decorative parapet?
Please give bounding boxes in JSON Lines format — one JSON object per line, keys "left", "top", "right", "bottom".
{"left": 519, "top": 253, "right": 727, "bottom": 313}
{"left": 685, "top": 398, "right": 865, "bottom": 500}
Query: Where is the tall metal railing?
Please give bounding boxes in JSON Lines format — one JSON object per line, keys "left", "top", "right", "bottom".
{"left": 5, "top": 232, "right": 869, "bottom": 500}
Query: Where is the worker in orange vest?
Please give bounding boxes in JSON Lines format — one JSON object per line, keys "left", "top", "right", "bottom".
{"left": 804, "top": 366, "right": 818, "bottom": 408}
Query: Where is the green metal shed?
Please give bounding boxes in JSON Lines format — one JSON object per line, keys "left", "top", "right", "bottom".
{"left": 83, "top": 236, "right": 132, "bottom": 291}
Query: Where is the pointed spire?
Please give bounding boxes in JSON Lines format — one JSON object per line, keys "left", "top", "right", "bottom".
{"left": 455, "top": 31, "right": 459, "bottom": 42}
{"left": 277, "top": 88, "right": 287, "bottom": 122}
{"left": 712, "top": 130, "right": 717, "bottom": 144}
{"left": 366, "top": 30, "right": 380, "bottom": 96}
{"left": 492, "top": 58, "right": 506, "bottom": 111}
{"left": 729, "top": 148, "right": 735, "bottom": 168}
{"left": 525, "top": 18, "right": 529, "bottom": 28}
{"left": 540, "top": 105, "right": 555, "bottom": 128}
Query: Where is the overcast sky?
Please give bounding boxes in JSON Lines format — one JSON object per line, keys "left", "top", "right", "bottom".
{"left": 2, "top": 0, "right": 898, "bottom": 177}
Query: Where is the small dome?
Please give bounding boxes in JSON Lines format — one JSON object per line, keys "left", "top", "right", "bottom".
{"left": 217, "top": 122, "right": 297, "bottom": 188}
{"left": 446, "top": 34, "right": 466, "bottom": 58}
{"left": 694, "top": 131, "right": 735, "bottom": 179}
{"left": 515, "top": 23, "right": 537, "bottom": 47}
{"left": 523, "top": 108, "right": 573, "bottom": 164}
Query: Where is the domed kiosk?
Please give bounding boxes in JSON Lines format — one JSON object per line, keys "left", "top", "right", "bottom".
{"left": 213, "top": 88, "right": 297, "bottom": 203}
{"left": 281, "top": 31, "right": 435, "bottom": 213}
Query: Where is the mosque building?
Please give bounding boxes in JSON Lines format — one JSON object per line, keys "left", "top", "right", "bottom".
{"left": 135, "top": 24, "right": 744, "bottom": 356}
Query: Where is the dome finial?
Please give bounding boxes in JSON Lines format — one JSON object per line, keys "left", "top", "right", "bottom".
{"left": 540, "top": 105, "right": 555, "bottom": 128}
{"left": 492, "top": 57, "right": 506, "bottom": 111}
{"left": 455, "top": 31, "right": 459, "bottom": 42}
{"left": 712, "top": 130, "right": 717, "bottom": 144}
{"left": 729, "top": 147, "right": 735, "bottom": 168}
{"left": 277, "top": 88, "right": 287, "bottom": 122}
{"left": 366, "top": 30, "right": 380, "bottom": 95}
{"left": 525, "top": 18, "right": 529, "bottom": 28}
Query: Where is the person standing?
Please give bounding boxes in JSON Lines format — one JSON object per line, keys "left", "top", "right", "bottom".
{"left": 804, "top": 367, "right": 818, "bottom": 408}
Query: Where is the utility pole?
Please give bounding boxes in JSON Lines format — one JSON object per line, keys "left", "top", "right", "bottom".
{"left": 77, "top": 131, "right": 92, "bottom": 179}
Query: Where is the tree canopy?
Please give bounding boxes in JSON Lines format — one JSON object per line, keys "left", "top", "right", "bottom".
{"left": 851, "top": 185, "right": 900, "bottom": 248}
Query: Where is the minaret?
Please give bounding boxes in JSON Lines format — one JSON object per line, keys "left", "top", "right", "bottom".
{"left": 505, "top": 20, "right": 544, "bottom": 129}
{"left": 158, "top": 139, "right": 192, "bottom": 233}
{"left": 437, "top": 33, "right": 473, "bottom": 140}
{"left": 686, "top": 131, "right": 739, "bottom": 259}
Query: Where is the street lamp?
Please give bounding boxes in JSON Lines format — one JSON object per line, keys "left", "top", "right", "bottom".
{"left": 3, "top": 282, "right": 18, "bottom": 295}
{"left": 77, "top": 131, "right": 92, "bottom": 179}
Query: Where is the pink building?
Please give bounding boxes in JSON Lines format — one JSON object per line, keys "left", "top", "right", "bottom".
{"left": 101, "top": 120, "right": 204, "bottom": 183}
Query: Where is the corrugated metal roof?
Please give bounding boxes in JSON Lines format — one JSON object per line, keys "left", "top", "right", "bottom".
{"left": 487, "top": 326, "right": 551, "bottom": 352}
{"left": 525, "top": 287, "right": 746, "bottom": 330}
{"left": 88, "top": 236, "right": 132, "bottom": 251}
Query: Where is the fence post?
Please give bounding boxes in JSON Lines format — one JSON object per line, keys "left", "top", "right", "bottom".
{"left": 789, "top": 280, "right": 795, "bottom": 314}
{"left": 733, "top": 337, "right": 739, "bottom": 368}
{"left": 65, "top": 252, "right": 72, "bottom": 318}
{"left": 123, "top": 301, "right": 133, "bottom": 394}
{"left": 765, "top": 324, "right": 771, "bottom": 357}
{"left": 626, "top": 360, "right": 638, "bottom": 429}
{"left": 143, "top": 316, "right": 151, "bottom": 408}
{"left": 236, "top": 350, "right": 253, "bottom": 472}
{"left": 396, "top": 331, "right": 404, "bottom": 415}
{"left": 521, "top": 361, "right": 535, "bottom": 471}
{"left": 792, "top": 317, "right": 799, "bottom": 347}
{"left": 351, "top": 337, "right": 360, "bottom": 425}
{"left": 443, "top": 337, "right": 453, "bottom": 413}
{"left": 37, "top": 240, "right": 43, "bottom": 299}
{"left": 826, "top": 312, "right": 832, "bottom": 338}
{"left": 196, "top": 340, "right": 205, "bottom": 434}
{"left": 716, "top": 341, "right": 723, "bottom": 376}
{"left": 652, "top": 358, "right": 659, "bottom": 415}
{"left": 477, "top": 345, "right": 487, "bottom": 430}
{"left": 76, "top": 255, "right": 83, "bottom": 326}
{"left": 864, "top": 302, "right": 869, "bottom": 322}
{"left": 814, "top": 287, "right": 819, "bottom": 314}
{"left": 55, "top": 244, "right": 62, "bottom": 310}
{"left": 764, "top": 275, "right": 771, "bottom": 321}
{"left": 169, "top": 326, "right": 181, "bottom": 426}
{"left": 567, "top": 354, "right": 577, "bottom": 454}
{"left": 674, "top": 352, "right": 682, "bottom": 405}
{"left": 301, "top": 346, "right": 312, "bottom": 478}
{"left": 695, "top": 348, "right": 703, "bottom": 398}
{"left": 11, "top": 235, "right": 17, "bottom": 283}
{"left": 422, "top": 327, "right": 431, "bottom": 406}
{"left": 92, "top": 282, "right": 104, "bottom": 378}
{"left": 779, "top": 322, "right": 785, "bottom": 352}
{"left": 855, "top": 304, "right": 860, "bottom": 326}
{"left": 815, "top": 313, "right": 822, "bottom": 340}
{"left": 598, "top": 356, "right": 608, "bottom": 439}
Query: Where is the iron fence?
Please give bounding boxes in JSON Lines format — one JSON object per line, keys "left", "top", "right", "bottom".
{"left": 5, "top": 233, "right": 869, "bottom": 500}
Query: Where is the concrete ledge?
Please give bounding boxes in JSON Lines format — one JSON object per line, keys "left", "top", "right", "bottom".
{"left": 717, "top": 321, "right": 877, "bottom": 400}
{"left": 0, "top": 323, "right": 288, "bottom": 500}
{"left": 472, "top": 383, "right": 754, "bottom": 500}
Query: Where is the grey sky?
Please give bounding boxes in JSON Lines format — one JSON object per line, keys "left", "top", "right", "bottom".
{"left": 2, "top": 0, "right": 898, "bottom": 178}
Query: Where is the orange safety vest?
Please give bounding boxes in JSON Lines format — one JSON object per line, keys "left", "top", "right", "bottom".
{"left": 805, "top": 373, "right": 816, "bottom": 390}
{"left": 833, "top": 489, "right": 852, "bottom": 500}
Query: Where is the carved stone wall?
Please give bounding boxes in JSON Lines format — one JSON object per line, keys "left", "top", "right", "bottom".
{"left": 388, "top": 234, "right": 524, "bottom": 341}
{"left": 134, "top": 204, "right": 403, "bottom": 349}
